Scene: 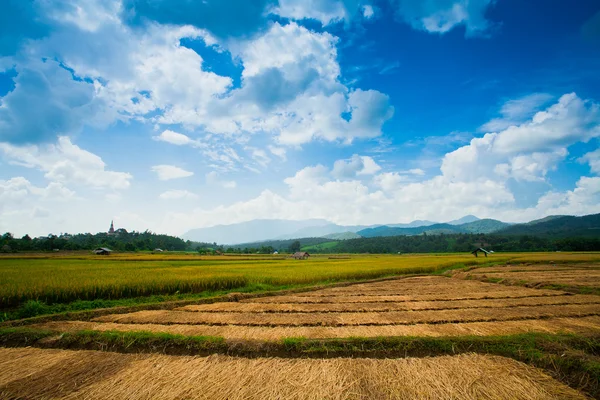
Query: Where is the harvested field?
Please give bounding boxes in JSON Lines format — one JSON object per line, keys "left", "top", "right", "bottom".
{"left": 456, "top": 264, "right": 600, "bottom": 290}
{"left": 176, "top": 295, "right": 600, "bottom": 313}
{"left": 36, "top": 316, "right": 600, "bottom": 340}
{"left": 0, "top": 347, "right": 586, "bottom": 400}
{"left": 33, "top": 276, "right": 600, "bottom": 340}
{"left": 93, "top": 304, "right": 600, "bottom": 326}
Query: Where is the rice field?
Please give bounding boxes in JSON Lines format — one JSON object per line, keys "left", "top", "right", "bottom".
{"left": 3, "top": 257, "right": 600, "bottom": 399}
{"left": 34, "top": 275, "right": 600, "bottom": 341}
{"left": 2, "top": 252, "right": 599, "bottom": 308}
{"left": 455, "top": 263, "right": 600, "bottom": 291}
{"left": 0, "top": 347, "right": 586, "bottom": 400}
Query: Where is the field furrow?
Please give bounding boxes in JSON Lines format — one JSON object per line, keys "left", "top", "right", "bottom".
{"left": 93, "top": 304, "right": 600, "bottom": 326}
{"left": 176, "top": 295, "right": 600, "bottom": 313}
{"left": 245, "top": 291, "right": 565, "bottom": 303}
{"left": 0, "top": 348, "right": 585, "bottom": 400}
{"left": 35, "top": 316, "right": 600, "bottom": 340}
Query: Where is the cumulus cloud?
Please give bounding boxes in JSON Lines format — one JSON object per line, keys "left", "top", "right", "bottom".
{"left": 479, "top": 93, "right": 555, "bottom": 132}
{"left": 151, "top": 165, "right": 193, "bottom": 180}
{"left": 332, "top": 154, "right": 380, "bottom": 178}
{"left": 0, "top": 59, "right": 105, "bottom": 144}
{"left": 159, "top": 189, "right": 199, "bottom": 200}
{"left": 153, "top": 130, "right": 204, "bottom": 147}
{"left": 273, "top": 0, "right": 351, "bottom": 25}
{"left": 442, "top": 93, "right": 600, "bottom": 182}
{"left": 579, "top": 149, "right": 600, "bottom": 175}
{"left": 391, "top": 0, "right": 496, "bottom": 37}
{"left": 0, "top": 137, "right": 132, "bottom": 190}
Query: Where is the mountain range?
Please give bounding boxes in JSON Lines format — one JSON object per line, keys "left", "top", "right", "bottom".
{"left": 183, "top": 213, "right": 600, "bottom": 245}
{"left": 183, "top": 215, "right": 501, "bottom": 244}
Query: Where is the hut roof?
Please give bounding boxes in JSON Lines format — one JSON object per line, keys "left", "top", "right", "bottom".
{"left": 292, "top": 251, "right": 310, "bottom": 258}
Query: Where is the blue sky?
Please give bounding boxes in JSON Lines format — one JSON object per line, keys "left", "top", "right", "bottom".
{"left": 1, "top": 0, "right": 599, "bottom": 237}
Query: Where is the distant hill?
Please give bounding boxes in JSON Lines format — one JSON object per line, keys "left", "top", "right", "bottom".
{"left": 357, "top": 219, "right": 508, "bottom": 238}
{"left": 459, "top": 219, "right": 512, "bottom": 233}
{"left": 225, "top": 237, "right": 332, "bottom": 251}
{"left": 447, "top": 215, "right": 480, "bottom": 225}
{"left": 183, "top": 219, "right": 332, "bottom": 244}
{"left": 496, "top": 213, "right": 600, "bottom": 238}
{"left": 322, "top": 231, "right": 362, "bottom": 240}
{"left": 184, "top": 215, "right": 510, "bottom": 244}
{"left": 358, "top": 223, "right": 460, "bottom": 238}
{"left": 524, "top": 215, "right": 568, "bottom": 225}
{"left": 387, "top": 220, "right": 437, "bottom": 228}
{"left": 275, "top": 223, "right": 371, "bottom": 240}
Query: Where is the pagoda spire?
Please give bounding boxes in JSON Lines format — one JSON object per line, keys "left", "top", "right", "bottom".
{"left": 108, "top": 220, "right": 115, "bottom": 235}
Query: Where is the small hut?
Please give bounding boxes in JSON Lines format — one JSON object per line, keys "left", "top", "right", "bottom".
{"left": 291, "top": 251, "right": 310, "bottom": 260}
{"left": 153, "top": 248, "right": 164, "bottom": 252}
{"left": 471, "top": 248, "right": 490, "bottom": 257}
{"left": 93, "top": 247, "right": 112, "bottom": 255}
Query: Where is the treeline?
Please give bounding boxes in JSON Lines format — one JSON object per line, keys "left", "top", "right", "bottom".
{"left": 0, "top": 230, "right": 190, "bottom": 252}
{"left": 314, "top": 233, "right": 600, "bottom": 253}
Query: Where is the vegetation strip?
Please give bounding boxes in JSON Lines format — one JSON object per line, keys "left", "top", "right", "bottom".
{"left": 0, "top": 328, "right": 598, "bottom": 398}
{"left": 0, "top": 274, "right": 429, "bottom": 326}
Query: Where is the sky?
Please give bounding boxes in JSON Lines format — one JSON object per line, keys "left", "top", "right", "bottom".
{"left": 1, "top": 0, "right": 600, "bottom": 237}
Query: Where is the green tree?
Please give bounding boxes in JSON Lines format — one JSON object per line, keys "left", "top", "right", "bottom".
{"left": 288, "top": 240, "right": 301, "bottom": 253}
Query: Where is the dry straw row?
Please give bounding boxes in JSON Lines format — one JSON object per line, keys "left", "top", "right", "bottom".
{"left": 0, "top": 347, "right": 586, "bottom": 400}
{"left": 176, "top": 294, "right": 600, "bottom": 313}
{"left": 93, "top": 304, "right": 600, "bottom": 326}
{"left": 37, "top": 315, "right": 600, "bottom": 341}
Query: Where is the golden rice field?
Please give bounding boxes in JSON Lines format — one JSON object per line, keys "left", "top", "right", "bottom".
{"left": 0, "top": 347, "right": 585, "bottom": 400}
{"left": 36, "top": 275, "right": 600, "bottom": 341}
{"left": 2, "top": 252, "right": 599, "bottom": 308}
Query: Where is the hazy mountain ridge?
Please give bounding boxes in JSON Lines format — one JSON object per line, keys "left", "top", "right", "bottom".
{"left": 322, "top": 231, "right": 362, "bottom": 240}
{"left": 357, "top": 219, "right": 509, "bottom": 238}
{"left": 183, "top": 217, "right": 473, "bottom": 244}
{"left": 496, "top": 214, "right": 600, "bottom": 237}
{"left": 183, "top": 214, "right": 599, "bottom": 245}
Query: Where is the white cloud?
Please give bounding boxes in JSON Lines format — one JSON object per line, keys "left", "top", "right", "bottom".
{"left": 151, "top": 165, "right": 194, "bottom": 181}
{"left": 153, "top": 130, "right": 204, "bottom": 147}
{"left": 442, "top": 93, "right": 600, "bottom": 183}
{"left": 273, "top": 0, "right": 349, "bottom": 25}
{"left": 268, "top": 145, "right": 287, "bottom": 160}
{"left": 408, "top": 168, "right": 425, "bottom": 176}
{"left": 159, "top": 190, "right": 199, "bottom": 200}
{"left": 579, "top": 149, "right": 600, "bottom": 175}
{"left": 0, "top": 137, "right": 132, "bottom": 190}
{"left": 45, "top": 0, "right": 123, "bottom": 32}
{"left": 332, "top": 154, "right": 381, "bottom": 178}
{"left": 392, "top": 0, "right": 495, "bottom": 37}
{"left": 224, "top": 22, "right": 393, "bottom": 145}
{"left": 206, "top": 171, "right": 237, "bottom": 189}
{"left": 363, "top": 5, "right": 375, "bottom": 18}
{"left": 480, "top": 93, "right": 555, "bottom": 132}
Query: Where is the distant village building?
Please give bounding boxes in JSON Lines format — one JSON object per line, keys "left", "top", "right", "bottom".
{"left": 93, "top": 247, "right": 112, "bottom": 255}
{"left": 108, "top": 220, "right": 116, "bottom": 236}
{"left": 273, "top": 251, "right": 279, "bottom": 255}
{"left": 291, "top": 251, "right": 310, "bottom": 260}
{"left": 153, "top": 248, "right": 164, "bottom": 253}
{"left": 471, "top": 248, "right": 491, "bottom": 257}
